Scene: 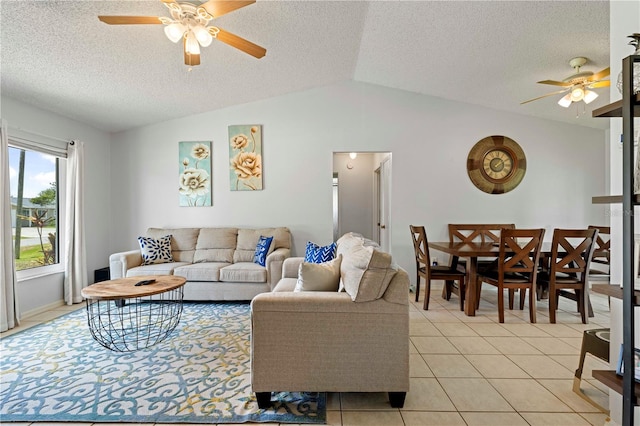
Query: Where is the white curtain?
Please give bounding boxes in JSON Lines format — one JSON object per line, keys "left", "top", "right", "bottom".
{"left": 64, "top": 140, "right": 87, "bottom": 304}
{"left": 0, "top": 119, "right": 19, "bottom": 331}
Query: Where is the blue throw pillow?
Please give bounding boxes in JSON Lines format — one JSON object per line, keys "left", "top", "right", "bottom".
{"left": 304, "top": 241, "right": 336, "bottom": 263}
{"left": 253, "top": 235, "right": 273, "bottom": 267}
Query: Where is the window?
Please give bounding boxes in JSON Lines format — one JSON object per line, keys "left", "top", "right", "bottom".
{"left": 8, "top": 142, "right": 65, "bottom": 274}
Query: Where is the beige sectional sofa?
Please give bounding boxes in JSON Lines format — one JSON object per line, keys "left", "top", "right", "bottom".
{"left": 250, "top": 232, "right": 410, "bottom": 408}
{"left": 109, "top": 227, "right": 291, "bottom": 301}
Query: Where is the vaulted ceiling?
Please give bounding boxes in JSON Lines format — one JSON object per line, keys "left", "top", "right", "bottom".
{"left": 1, "top": 1, "right": 611, "bottom": 133}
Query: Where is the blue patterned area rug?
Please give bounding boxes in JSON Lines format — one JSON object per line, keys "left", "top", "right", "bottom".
{"left": 0, "top": 302, "right": 325, "bottom": 424}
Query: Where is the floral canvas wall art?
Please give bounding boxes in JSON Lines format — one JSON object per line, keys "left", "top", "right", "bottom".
{"left": 179, "top": 141, "right": 212, "bottom": 206}
{"left": 229, "top": 125, "right": 262, "bottom": 191}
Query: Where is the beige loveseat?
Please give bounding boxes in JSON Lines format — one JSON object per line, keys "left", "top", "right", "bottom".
{"left": 250, "top": 233, "right": 409, "bottom": 408}
{"left": 109, "top": 227, "right": 291, "bottom": 301}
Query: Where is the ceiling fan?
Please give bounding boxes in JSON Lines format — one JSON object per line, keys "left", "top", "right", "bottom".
{"left": 521, "top": 57, "right": 609, "bottom": 107}
{"left": 98, "top": 0, "right": 266, "bottom": 67}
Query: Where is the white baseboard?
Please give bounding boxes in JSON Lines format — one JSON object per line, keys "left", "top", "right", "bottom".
{"left": 21, "top": 300, "right": 67, "bottom": 320}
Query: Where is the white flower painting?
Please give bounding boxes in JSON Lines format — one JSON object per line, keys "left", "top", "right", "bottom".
{"left": 229, "top": 125, "right": 263, "bottom": 191}
{"left": 179, "top": 141, "right": 212, "bottom": 206}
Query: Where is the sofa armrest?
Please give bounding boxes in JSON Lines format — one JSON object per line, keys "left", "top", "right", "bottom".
{"left": 265, "top": 247, "right": 290, "bottom": 290}
{"left": 282, "top": 257, "right": 304, "bottom": 279}
{"left": 109, "top": 250, "right": 142, "bottom": 279}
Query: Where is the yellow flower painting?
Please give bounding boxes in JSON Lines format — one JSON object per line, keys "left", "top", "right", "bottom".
{"left": 179, "top": 141, "right": 212, "bottom": 206}
{"left": 229, "top": 125, "right": 262, "bottom": 191}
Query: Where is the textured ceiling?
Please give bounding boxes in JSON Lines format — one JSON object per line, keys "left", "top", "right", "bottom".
{"left": 0, "top": 0, "right": 611, "bottom": 133}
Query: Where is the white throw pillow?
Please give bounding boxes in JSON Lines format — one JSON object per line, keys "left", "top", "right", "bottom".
{"left": 295, "top": 255, "right": 342, "bottom": 292}
{"left": 138, "top": 235, "right": 173, "bottom": 265}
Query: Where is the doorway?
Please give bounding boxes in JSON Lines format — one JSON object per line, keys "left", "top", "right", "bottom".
{"left": 332, "top": 152, "right": 392, "bottom": 252}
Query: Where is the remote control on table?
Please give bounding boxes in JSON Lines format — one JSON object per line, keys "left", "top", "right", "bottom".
{"left": 135, "top": 279, "right": 156, "bottom": 286}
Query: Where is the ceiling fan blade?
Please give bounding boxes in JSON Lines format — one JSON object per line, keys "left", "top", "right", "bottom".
{"left": 537, "top": 79, "right": 572, "bottom": 87}
{"left": 215, "top": 28, "right": 266, "bottom": 58}
{"left": 98, "top": 16, "right": 162, "bottom": 25}
{"left": 588, "top": 80, "right": 611, "bottom": 89}
{"left": 520, "top": 88, "right": 570, "bottom": 105}
{"left": 200, "top": 0, "right": 256, "bottom": 18}
{"left": 587, "top": 67, "right": 610, "bottom": 82}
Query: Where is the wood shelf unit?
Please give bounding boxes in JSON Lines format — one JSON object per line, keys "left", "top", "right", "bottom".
{"left": 592, "top": 284, "right": 640, "bottom": 305}
{"left": 592, "top": 195, "right": 640, "bottom": 204}
{"left": 590, "top": 54, "right": 638, "bottom": 424}
{"left": 592, "top": 370, "right": 640, "bottom": 403}
{"left": 592, "top": 93, "right": 640, "bottom": 118}
{"left": 591, "top": 194, "right": 640, "bottom": 206}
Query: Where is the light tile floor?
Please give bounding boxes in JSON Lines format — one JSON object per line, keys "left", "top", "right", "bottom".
{"left": 1, "top": 282, "right": 612, "bottom": 426}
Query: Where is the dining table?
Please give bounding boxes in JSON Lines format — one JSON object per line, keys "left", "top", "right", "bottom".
{"left": 428, "top": 240, "right": 554, "bottom": 316}
{"left": 428, "top": 241, "right": 502, "bottom": 316}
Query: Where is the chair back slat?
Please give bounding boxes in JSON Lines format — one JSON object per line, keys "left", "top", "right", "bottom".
{"left": 588, "top": 225, "right": 610, "bottom": 267}
{"left": 410, "top": 225, "right": 431, "bottom": 267}
{"left": 449, "top": 224, "right": 516, "bottom": 244}
{"left": 550, "top": 228, "right": 598, "bottom": 282}
{"left": 498, "top": 228, "right": 545, "bottom": 281}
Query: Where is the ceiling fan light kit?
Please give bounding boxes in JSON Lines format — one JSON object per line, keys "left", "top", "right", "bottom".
{"left": 98, "top": 0, "right": 266, "bottom": 67}
{"left": 521, "top": 56, "right": 610, "bottom": 109}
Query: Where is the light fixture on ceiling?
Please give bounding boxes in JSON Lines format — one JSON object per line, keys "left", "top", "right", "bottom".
{"left": 557, "top": 85, "right": 599, "bottom": 108}
{"left": 98, "top": 1, "right": 266, "bottom": 67}
{"left": 349, "top": 152, "right": 358, "bottom": 160}
{"left": 160, "top": 2, "right": 218, "bottom": 65}
{"left": 521, "top": 57, "right": 609, "bottom": 109}
{"left": 583, "top": 90, "right": 599, "bottom": 104}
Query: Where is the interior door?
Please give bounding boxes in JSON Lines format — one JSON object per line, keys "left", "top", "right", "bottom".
{"left": 379, "top": 156, "right": 391, "bottom": 252}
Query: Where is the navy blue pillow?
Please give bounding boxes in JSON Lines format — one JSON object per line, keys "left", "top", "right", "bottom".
{"left": 253, "top": 235, "right": 273, "bottom": 267}
{"left": 304, "top": 241, "right": 336, "bottom": 263}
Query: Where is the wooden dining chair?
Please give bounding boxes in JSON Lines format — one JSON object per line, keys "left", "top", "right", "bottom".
{"left": 410, "top": 225, "right": 466, "bottom": 310}
{"left": 448, "top": 224, "right": 516, "bottom": 307}
{"left": 448, "top": 224, "right": 516, "bottom": 245}
{"left": 476, "top": 228, "right": 545, "bottom": 323}
{"left": 537, "top": 228, "right": 598, "bottom": 324}
{"left": 587, "top": 225, "right": 610, "bottom": 283}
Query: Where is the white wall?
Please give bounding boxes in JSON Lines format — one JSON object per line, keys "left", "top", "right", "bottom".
{"left": 1, "top": 97, "right": 112, "bottom": 314}
{"left": 110, "top": 80, "right": 607, "bottom": 279}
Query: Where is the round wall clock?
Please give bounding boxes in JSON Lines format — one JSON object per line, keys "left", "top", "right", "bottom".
{"left": 466, "top": 135, "right": 526, "bottom": 194}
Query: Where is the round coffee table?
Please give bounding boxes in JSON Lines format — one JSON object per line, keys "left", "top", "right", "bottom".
{"left": 81, "top": 275, "right": 186, "bottom": 352}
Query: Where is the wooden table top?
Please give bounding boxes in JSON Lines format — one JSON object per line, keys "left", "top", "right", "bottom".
{"left": 81, "top": 275, "right": 186, "bottom": 300}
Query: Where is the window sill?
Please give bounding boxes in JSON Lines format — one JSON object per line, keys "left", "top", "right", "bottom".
{"left": 17, "top": 265, "right": 64, "bottom": 282}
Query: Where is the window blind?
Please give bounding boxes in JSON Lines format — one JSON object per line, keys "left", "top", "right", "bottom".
{"left": 8, "top": 128, "right": 69, "bottom": 158}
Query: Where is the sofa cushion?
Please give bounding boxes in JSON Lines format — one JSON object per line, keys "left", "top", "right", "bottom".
{"left": 234, "top": 227, "right": 290, "bottom": 263}
{"left": 138, "top": 235, "right": 173, "bottom": 265}
{"left": 219, "top": 263, "right": 267, "bottom": 283}
{"left": 126, "top": 262, "right": 190, "bottom": 277}
{"left": 193, "top": 228, "right": 238, "bottom": 263}
{"left": 253, "top": 235, "right": 273, "bottom": 267}
{"left": 147, "top": 228, "right": 200, "bottom": 263}
{"left": 295, "top": 255, "right": 342, "bottom": 292}
{"left": 304, "top": 241, "right": 336, "bottom": 263}
{"left": 174, "top": 262, "right": 230, "bottom": 281}
{"left": 337, "top": 233, "right": 397, "bottom": 302}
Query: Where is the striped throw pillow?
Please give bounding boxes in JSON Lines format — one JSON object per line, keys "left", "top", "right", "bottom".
{"left": 304, "top": 241, "right": 336, "bottom": 263}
